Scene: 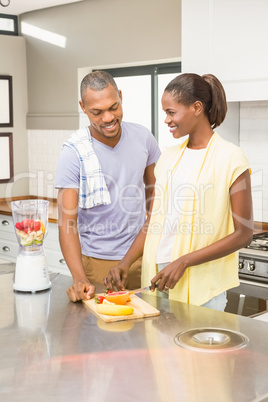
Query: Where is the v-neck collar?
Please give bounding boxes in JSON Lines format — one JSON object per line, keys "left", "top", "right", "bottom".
{"left": 87, "top": 125, "right": 123, "bottom": 150}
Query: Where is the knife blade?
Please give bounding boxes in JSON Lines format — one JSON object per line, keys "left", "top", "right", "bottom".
{"left": 129, "top": 284, "right": 158, "bottom": 294}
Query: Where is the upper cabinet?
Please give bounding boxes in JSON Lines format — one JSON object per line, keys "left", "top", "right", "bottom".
{"left": 181, "top": 0, "right": 268, "bottom": 101}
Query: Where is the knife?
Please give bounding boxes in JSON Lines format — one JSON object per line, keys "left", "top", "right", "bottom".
{"left": 129, "top": 284, "right": 158, "bottom": 294}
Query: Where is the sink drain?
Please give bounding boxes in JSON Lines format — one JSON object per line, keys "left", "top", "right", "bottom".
{"left": 174, "top": 327, "right": 249, "bottom": 352}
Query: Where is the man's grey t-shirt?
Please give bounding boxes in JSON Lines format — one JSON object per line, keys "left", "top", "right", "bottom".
{"left": 55, "top": 121, "right": 161, "bottom": 260}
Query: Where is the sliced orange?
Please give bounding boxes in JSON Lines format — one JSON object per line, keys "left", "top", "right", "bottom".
{"left": 39, "top": 220, "right": 46, "bottom": 234}
{"left": 104, "top": 291, "right": 130, "bottom": 305}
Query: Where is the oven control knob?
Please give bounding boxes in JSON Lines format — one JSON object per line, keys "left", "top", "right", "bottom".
{"left": 238, "top": 261, "right": 244, "bottom": 269}
{"left": 248, "top": 263, "right": 255, "bottom": 272}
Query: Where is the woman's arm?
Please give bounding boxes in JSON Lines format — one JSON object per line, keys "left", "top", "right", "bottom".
{"left": 151, "top": 169, "right": 254, "bottom": 291}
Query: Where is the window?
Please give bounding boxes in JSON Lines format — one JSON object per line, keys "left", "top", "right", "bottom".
{"left": 98, "top": 62, "right": 181, "bottom": 150}
{"left": 0, "top": 13, "right": 18, "bottom": 36}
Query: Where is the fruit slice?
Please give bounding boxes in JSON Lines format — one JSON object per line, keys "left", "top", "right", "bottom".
{"left": 34, "top": 220, "right": 45, "bottom": 234}
{"left": 104, "top": 291, "right": 130, "bottom": 305}
{"left": 16, "top": 229, "right": 29, "bottom": 239}
{"left": 97, "top": 304, "right": 134, "bottom": 316}
{"left": 35, "top": 230, "right": 44, "bottom": 241}
{"left": 21, "top": 238, "right": 34, "bottom": 246}
{"left": 21, "top": 219, "right": 30, "bottom": 228}
{"left": 15, "top": 222, "right": 23, "bottom": 231}
{"left": 94, "top": 295, "right": 105, "bottom": 304}
{"left": 103, "top": 299, "right": 115, "bottom": 305}
{"left": 39, "top": 220, "right": 46, "bottom": 234}
{"left": 33, "top": 221, "right": 41, "bottom": 231}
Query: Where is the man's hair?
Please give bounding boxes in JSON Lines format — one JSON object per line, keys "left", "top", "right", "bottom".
{"left": 80, "top": 70, "right": 118, "bottom": 101}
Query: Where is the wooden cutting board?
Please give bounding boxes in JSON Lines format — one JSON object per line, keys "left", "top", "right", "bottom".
{"left": 83, "top": 294, "right": 160, "bottom": 322}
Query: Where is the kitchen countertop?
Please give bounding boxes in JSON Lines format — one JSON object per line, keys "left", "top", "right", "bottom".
{"left": 1, "top": 264, "right": 268, "bottom": 402}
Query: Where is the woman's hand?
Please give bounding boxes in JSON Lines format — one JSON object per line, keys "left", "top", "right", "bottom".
{"left": 150, "top": 258, "right": 188, "bottom": 292}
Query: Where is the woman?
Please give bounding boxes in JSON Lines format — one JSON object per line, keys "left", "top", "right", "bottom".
{"left": 105, "top": 73, "right": 253, "bottom": 311}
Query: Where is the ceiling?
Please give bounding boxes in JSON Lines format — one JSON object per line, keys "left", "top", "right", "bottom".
{"left": 0, "top": 0, "right": 84, "bottom": 16}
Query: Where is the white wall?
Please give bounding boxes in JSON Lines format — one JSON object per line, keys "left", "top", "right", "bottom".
{"left": 217, "top": 102, "right": 240, "bottom": 145}
{"left": 27, "top": 129, "right": 72, "bottom": 198}
{"left": 239, "top": 101, "right": 268, "bottom": 222}
{"left": 0, "top": 35, "right": 29, "bottom": 199}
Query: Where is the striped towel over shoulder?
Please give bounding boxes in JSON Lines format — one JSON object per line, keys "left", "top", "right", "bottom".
{"left": 64, "top": 127, "right": 111, "bottom": 209}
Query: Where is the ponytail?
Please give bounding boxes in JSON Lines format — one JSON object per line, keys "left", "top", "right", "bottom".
{"left": 202, "top": 74, "right": 227, "bottom": 129}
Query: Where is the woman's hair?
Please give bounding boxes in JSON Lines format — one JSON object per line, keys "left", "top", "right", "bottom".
{"left": 80, "top": 70, "right": 118, "bottom": 101}
{"left": 164, "top": 73, "right": 227, "bottom": 129}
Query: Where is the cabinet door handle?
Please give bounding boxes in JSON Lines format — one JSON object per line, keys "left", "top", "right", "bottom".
{"left": 1, "top": 220, "right": 10, "bottom": 226}
{"left": 59, "top": 258, "right": 66, "bottom": 264}
{"left": 2, "top": 246, "right": 10, "bottom": 252}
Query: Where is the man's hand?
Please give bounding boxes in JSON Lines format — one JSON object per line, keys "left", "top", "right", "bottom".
{"left": 104, "top": 264, "right": 129, "bottom": 291}
{"left": 66, "top": 280, "right": 95, "bottom": 302}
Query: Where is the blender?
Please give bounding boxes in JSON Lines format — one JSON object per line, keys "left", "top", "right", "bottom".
{"left": 11, "top": 199, "right": 51, "bottom": 292}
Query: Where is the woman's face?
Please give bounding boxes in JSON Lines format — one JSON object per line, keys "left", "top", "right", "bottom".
{"left": 161, "top": 91, "right": 197, "bottom": 139}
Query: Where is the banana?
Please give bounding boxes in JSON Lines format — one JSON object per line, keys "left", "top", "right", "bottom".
{"left": 97, "top": 304, "right": 134, "bottom": 316}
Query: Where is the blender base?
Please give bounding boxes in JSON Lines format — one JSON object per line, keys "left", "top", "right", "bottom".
{"left": 13, "top": 253, "right": 52, "bottom": 293}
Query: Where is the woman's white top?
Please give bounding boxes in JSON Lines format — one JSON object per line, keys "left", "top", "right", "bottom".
{"left": 156, "top": 147, "right": 207, "bottom": 264}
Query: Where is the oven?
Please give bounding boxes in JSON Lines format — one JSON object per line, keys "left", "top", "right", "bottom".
{"left": 225, "top": 232, "right": 268, "bottom": 317}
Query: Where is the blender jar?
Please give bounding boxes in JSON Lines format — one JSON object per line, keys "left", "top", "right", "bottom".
{"left": 11, "top": 199, "right": 49, "bottom": 250}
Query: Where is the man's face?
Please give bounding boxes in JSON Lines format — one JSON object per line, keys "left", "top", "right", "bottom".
{"left": 79, "top": 84, "right": 123, "bottom": 143}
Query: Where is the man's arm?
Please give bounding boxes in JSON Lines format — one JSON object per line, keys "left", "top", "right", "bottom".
{"left": 104, "top": 163, "right": 157, "bottom": 290}
{"left": 57, "top": 188, "right": 95, "bottom": 301}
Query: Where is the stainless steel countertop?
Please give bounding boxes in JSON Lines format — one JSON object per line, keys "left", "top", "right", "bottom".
{"left": 1, "top": 265, "right": 268, "bottom": 402}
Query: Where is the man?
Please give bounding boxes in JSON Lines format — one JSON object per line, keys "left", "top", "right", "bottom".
{"left": 55, "top": 71, "right": 161, "bottom": 302}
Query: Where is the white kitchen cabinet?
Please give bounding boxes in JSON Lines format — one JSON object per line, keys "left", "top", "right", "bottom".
{"left": 0, "top": 214, "right": 69, "bottom": 275}
{"left": 181, "top": 0, "right": 268, "bottom": 101}
{"left": 0, "top": 215, "right": 18, "bottom": 262}
{"left": 45, "top": 222, "right": 70, "bottom": 276}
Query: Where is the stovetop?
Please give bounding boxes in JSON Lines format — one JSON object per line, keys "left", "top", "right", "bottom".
{"left": 239, "top": 232, "right": 268, "bottom": 282}
{"left": 240, "top": 232, "right": 268, "bottom": 259}
{"left": 245, "top": 232, "right": 268, "bottom": 252}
